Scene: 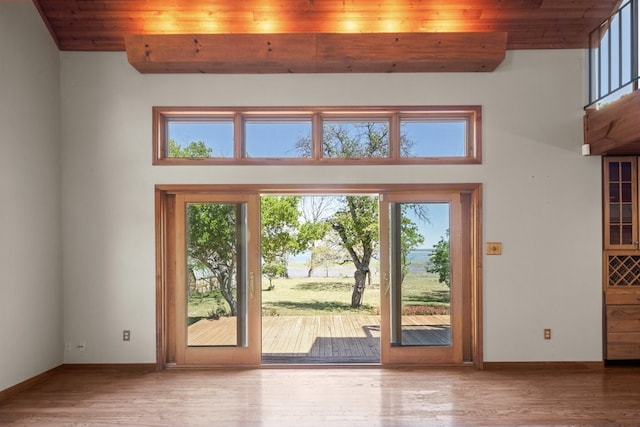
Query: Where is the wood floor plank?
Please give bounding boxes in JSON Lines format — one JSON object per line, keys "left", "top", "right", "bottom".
{"left": 1, "top": 366, "right": 638, "bottom": 426}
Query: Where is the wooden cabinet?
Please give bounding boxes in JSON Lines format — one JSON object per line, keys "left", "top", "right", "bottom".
{"left": 603, "top": 157, "right": 640, "bottom": 360}
{"left": 606, "top": 304, "right": 640, "bottom": 359}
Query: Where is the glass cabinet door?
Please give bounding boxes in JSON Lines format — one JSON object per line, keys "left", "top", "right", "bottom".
{"left": 605, "top": 158, "right": 638, "bottom": 249}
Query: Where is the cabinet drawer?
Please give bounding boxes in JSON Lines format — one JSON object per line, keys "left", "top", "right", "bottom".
{"left": 606, "top": 290, "right": 640, "bottom": 305}
{"left": 607, "top": 333, "right": 640, "bottom": 359}
{"left": 607, "top": 306, "right": 640, "bottom": 332}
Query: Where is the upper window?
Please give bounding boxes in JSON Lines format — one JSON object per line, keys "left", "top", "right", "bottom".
{"left": 586, "top": 0, "right": 639, "bottom": 108}
{"left": 153, "top": 106, "right": 481, "bottom": 165}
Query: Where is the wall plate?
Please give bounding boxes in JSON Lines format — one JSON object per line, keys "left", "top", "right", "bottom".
{"left": 486, "top": 242, "right": 502, "bottom": 255}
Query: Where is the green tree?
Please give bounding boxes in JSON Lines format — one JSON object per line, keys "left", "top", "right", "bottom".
{"left": 399, "top": 209, "right": 425, "bottom": 283}
{"left": 187, "top": 203, "right": 239, "bottom": 315}
{"left": 172, "top": 140, "right": 240, "bottom": 315}
{"left": 427, "top": 230, "right": 450, "bottom": 288}
{"left": 311, "top": 237, "right": 346, "bottom": 277}
{"left": 329, "top": 195, "right": 379, "bottom": 308}
{"left": 296, "top": 125, "right": 423, "bottom": 308}
{"left": 322, "top": 122, "right": 389, "bottom": 158}
{"left": 169, "top": 139, "right": 211, "bottom": 157}
{"left": 298, "top": 196, "right": 335, "bottom": 277}
{"left": 318, "top": 124, "right": 387, "bottom": 308}
{"left": 261, "top": 196, "right": 302, "bottom": 289}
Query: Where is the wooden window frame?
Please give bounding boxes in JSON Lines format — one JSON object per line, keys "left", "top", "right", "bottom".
{"left": 153, "top": 106, "right": 482, "bottom": 165}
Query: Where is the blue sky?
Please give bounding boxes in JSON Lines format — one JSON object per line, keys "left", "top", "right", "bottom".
{"left": 409, "top": 202, "right": 449, "bottom": 249}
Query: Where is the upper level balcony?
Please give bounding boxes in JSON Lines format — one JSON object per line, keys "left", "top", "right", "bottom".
{"left": 584, "top": 0, "right": 640, "bottom": 155}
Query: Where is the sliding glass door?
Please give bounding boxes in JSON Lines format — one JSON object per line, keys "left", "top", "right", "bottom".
{"left": 379, "top": 192, "right": 463, "bottom": 364}
{"left": 160, "top": 186, "right": 475, "bottom": 367}
{"left": 174, "top": 193, "right": 261, "bottom": 365}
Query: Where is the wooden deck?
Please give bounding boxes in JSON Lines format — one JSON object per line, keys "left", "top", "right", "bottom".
{"left": 188, "top": 314, "right": 451, "bottom": 363}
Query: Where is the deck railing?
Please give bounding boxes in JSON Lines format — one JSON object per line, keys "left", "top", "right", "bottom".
{"left": 587, "top": 0, "right": 639, "bottom": 108}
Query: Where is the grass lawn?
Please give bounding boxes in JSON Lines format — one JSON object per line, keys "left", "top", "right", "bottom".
{"left": 261, "top": 276, "right": 380, "bottom": 316}
{"left": 188, "top": 269, "right": 450, "bottom": 318}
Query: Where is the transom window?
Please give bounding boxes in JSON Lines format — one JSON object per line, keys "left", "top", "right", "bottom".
{"left": 153, "top": 106, "right": 481, "bottom": 165}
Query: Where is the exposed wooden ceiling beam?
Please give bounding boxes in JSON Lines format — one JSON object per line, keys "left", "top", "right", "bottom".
{"left": 125, "top": 32, "right": 508, "bottom": 74}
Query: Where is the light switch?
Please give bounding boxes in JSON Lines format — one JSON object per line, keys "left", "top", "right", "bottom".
{"left": 486, "top": 242, "right": 502, "bottom": 255}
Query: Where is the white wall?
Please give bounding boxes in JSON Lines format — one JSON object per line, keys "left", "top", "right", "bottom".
{"left": 59, "top": 48, "right": 602, "bottom": 363}
{"left": 0, "top": 2, "right": 62, "bottom": 390}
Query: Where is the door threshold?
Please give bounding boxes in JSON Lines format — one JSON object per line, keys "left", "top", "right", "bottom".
{"left": 260, "top": 363, "right": 381, "bottom": 369}
{"left": 261, "top": 356, "right": 380, "bottom": 364}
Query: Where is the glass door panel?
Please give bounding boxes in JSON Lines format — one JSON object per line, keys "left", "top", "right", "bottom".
{"left": 185, "top": 202, "right": 247, "bottom": 347}
{"left": 390, "top": 202, "right": 451, "bottom": 347}
{"left": 380, "top": 192, "right": 462, "bottom": 365}
{"left": 604, "top": 158, "right": 637, "bottom": 249}
{"left": 175, "top": 193, "right": 260, "bottom": 365}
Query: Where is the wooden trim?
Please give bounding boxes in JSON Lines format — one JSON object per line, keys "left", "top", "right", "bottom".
{"left": 0, "top": 365, "right": 63, "bottom": 402}
{"left": 472, "top": 186, "right": 484, "bottom": 369}
{"left": 156, "top": 183, "right": 483, "bottom": 195}
{"left": 483, "top": 362, "right": 605, "bottom": 370}
{"left": 151, "top": 107, "right": 166, "bottom": 165}
{"left": 60, "top": 364, "right": 157, "bottom": 372}
{"left": 173, "top": 194, "right": 186, "bottom": 365}
{"left": 125, "top": 32, "right": 507, "bottom": 74}
{"left": 155, "top": 191, "right": 177, "bottom": 369}
{"left": 472, "top": 106, "right": 483, "bottom": 163}
{"left": 156, "top": 183, "right": 483, "bottom": 368}
{"left": 461, "top": 193, "right": 472, "bottom": 363}
{"left": 154, "top": 189, "right": 165, "bottom": 370}
{"left": 152, "top": 106, "right": 482, "bottom": 166}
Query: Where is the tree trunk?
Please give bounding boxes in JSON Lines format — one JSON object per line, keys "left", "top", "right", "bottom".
{"left": 351, "top": 269, "right": 367, "bottom": 308}
{"left": 220, "top": 275, "right": 237, "bottom": 316}
{"left": 216, "top": 270, "right": 237, "bottom": 316}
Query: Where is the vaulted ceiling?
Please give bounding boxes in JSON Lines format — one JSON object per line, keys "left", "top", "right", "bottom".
{"left": 34, "top": 0, "right": 618, "bottom": 52}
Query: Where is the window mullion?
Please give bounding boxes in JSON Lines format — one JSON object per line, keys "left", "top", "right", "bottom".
{"left": 313, "top": 113, "right": 323, "bottom": 160}
{"left": 390, "top": 113, "right": 400, "bottom": 160}
{"left": 234, "top": 113, "right": 243, "bottom": 160}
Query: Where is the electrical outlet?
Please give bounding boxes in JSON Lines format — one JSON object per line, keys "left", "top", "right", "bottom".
{"left": 65, "top": 342, "right": 71, "bottom": 351}
{"left": 123, "top": 330, "right": 131, "bottom": 341}
{"left": 544, "top": 329, "right": 551, "bottom": 340}
{"left": 77, "top": 342, "right": 87, "bottom": 351}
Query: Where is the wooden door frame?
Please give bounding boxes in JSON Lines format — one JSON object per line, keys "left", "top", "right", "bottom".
{"left": 155, "top": 183, "right": 483, "bottom": 369}
{"left": 173, "top": 193, "right": 262, "bottom": 366}
{"left": 380, "top": 191, "right": 464, "bottom": 365}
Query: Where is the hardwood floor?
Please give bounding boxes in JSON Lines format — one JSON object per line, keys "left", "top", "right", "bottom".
{"left": 1, "top": 365, "right": 639, "bottom": 426}
{"left": 188, "top": 314, "right": 451, "bottom": 363}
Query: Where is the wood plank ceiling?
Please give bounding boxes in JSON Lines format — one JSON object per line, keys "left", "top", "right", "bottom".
{"left": 34, "top": 0, "right": 619, "bottom": 52}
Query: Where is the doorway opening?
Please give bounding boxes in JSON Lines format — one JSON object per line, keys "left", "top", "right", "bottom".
{"left": 260, "top": 194, "right": 382, "bottom": 364}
